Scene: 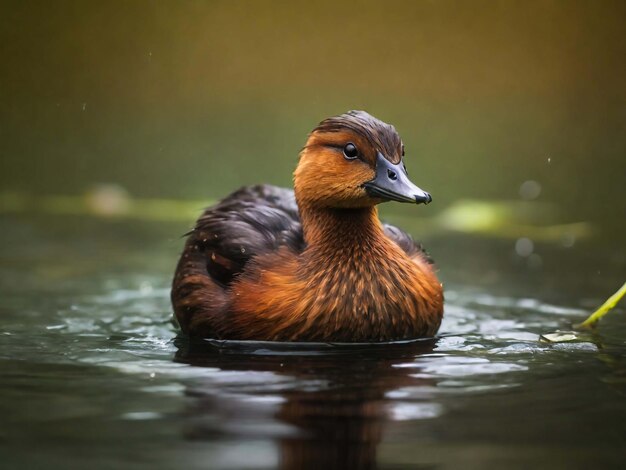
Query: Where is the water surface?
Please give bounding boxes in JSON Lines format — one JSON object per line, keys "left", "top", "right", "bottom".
{"left": 1, "top": 214, "right": 625, "bottom": 469}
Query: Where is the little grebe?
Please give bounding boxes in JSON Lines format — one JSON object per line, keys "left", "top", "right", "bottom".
{"left": 172, "top": 110, "right": 443, "bottom": 342}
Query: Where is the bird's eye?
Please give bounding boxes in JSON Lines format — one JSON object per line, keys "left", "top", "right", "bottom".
{"left": 343, "top": 143, "right": 359, "bottom": 160}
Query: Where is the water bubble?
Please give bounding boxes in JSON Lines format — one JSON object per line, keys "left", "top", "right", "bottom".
{"left": 519, "top": 180, "right": 541, "bottom": 200}
{"left": 515, "top": 238, "right": 534, "bottom": 257}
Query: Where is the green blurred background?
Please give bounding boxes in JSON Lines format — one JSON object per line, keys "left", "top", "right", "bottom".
{"left": 1, "top": 0, "right": 624, "bottom": 238}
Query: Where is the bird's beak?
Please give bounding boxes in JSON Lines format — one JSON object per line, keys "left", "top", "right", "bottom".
{"left": 363, "top": 152, "right": 432, "bottom": 204}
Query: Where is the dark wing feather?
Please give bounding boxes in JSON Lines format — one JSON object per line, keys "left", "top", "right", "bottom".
{"left": 188, "top": 184, "right": 304, "bottom": 285}
{"left": 383, "top": 223, "right": 434, "bottom": 264}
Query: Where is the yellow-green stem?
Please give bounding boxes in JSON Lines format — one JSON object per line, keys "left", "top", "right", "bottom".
{"left": 575, "top": 282, "right": 626, "bottom": 329}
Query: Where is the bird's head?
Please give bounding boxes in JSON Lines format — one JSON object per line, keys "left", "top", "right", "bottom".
{"left": 294, "top": 110, "right": 432, "bottom": 209}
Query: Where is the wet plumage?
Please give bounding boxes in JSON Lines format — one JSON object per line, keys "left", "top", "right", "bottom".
{"left": 172, "top": 111, "right": 444, "bottom": 341}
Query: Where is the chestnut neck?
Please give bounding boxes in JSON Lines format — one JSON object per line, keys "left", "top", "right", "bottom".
{"left": 297, "top": 202, "right": 386, "bottom": 256}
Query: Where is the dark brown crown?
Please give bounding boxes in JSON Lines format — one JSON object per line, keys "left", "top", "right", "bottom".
{"left": 313, "top": 110, "right": 403, "bottom": 163}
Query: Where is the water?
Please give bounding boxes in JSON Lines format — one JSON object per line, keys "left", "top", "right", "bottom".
{"left": 1, "top": 214, "right": 625, "bottom": 469}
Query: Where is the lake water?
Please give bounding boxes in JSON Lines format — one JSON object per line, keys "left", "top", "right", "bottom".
{"left": 1, "top": 214, "right": 624, "bottom": 469}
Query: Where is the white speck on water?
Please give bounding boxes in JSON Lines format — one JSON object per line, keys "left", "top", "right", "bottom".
{"left": 515, "top": 238, "right": 534, "bottom": 257}
{"left": 149, "top": 372, "right": 155, "bottom": 378}
{"left": 519, "top": 180, "right": 541, "bottom": 200}
{"left": 547, "top": 156, "right": 551, "bottom": 163}
{"left": 82, "top": 102, "right": 87, "bottom": 111}
{"left": 122, "top": 411, "right": 161, "bottom": 421}
{"left": 389, "top": 402, "right": 442, "bottom": 421}
{"left": 139, "top": 281, "right": 153, "bottom": 295}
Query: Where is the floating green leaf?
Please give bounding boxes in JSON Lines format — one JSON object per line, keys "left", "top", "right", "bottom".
{"left": 539, "top": 332, "right": 580, "bottom": 343}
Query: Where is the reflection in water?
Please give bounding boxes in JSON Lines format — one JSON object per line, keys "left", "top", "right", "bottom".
{"left": 175, "top": 339, "right": 437, "bottom": 469}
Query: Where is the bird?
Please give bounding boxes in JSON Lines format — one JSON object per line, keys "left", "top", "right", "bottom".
{"left": 171, "top": 110, "right": 444, "bottom": 342}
